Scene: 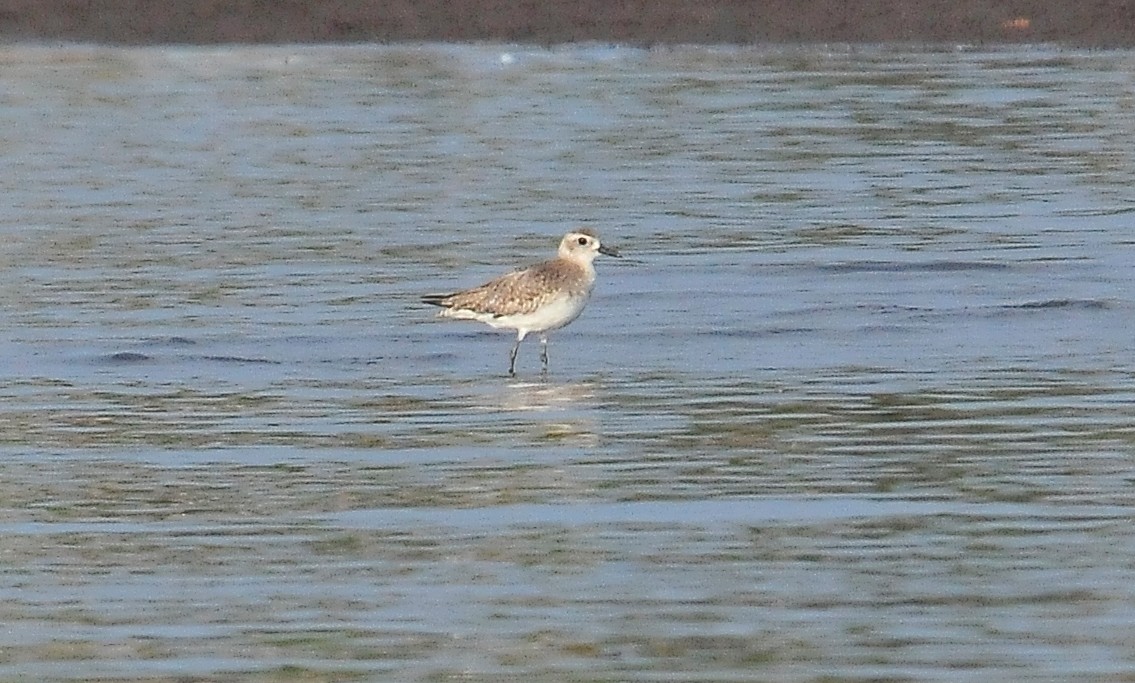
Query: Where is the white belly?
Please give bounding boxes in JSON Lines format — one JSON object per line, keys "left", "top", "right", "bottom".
{"left": 488, "top": 292, "right": 590, "bottom": 338}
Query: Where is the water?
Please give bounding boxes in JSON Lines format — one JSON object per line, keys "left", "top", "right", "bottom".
{"left": 1, "top": 43, "right": 1134, "bottom": 681}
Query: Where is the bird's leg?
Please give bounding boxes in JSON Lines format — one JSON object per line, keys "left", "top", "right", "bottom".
{"left": 540, "top": 336, "right": 549, "bottom": 374}
{"left": 509, "top": 338, "right": 521, "bottom": 376}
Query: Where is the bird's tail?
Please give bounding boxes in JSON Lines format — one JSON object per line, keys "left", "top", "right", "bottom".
{"left": 421, "top": 293, "right": 452, "bottom": 307}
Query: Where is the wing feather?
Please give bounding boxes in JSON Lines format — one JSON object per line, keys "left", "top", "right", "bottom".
{"left": 443, "top": 266, "right": 554, "bottom": 317}
{"left": 431, "top": 258, "right": 592, "bottom": 319}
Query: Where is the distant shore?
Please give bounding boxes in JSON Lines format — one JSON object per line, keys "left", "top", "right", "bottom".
{"left": 0, "top": 0, "right": 1132, "bottom": 46}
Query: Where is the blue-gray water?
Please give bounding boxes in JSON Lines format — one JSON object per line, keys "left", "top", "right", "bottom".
{"left": 2, "top": 43, "right": 1134, "bottom": 681}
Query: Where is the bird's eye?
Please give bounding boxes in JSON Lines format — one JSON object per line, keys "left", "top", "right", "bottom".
{"left": 577, "top": 237, "right": 588, "bottom": 245}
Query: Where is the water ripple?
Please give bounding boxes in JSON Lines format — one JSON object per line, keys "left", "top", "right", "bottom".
{"left": 1, "top": 43, "right": 1134, "bottom": 682}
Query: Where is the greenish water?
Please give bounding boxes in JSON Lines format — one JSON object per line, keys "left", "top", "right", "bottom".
{"left": 1, "top": 43, "right": 1134, "bottom": 681}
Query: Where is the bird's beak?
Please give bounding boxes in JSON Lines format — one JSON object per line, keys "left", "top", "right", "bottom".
{"left": 599, "top": 244, "right": 621, "bottom": 257}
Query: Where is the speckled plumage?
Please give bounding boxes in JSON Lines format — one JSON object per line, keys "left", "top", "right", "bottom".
{"left": 423, "top": 229, "right": 620, "bottom": 375}
{"left": 427, "top": 258, "right": 592, "bottom": 318}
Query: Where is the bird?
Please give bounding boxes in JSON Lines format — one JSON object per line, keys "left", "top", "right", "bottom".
{"left": 423, "top": 228, "right": 620, "bottom": 376}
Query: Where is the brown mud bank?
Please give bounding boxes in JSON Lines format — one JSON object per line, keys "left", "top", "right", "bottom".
{"left": 0, "top": 0, "right": 1132, "bottom": 46}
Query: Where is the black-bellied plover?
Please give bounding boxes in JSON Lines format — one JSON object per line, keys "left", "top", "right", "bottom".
{"left": 423, "top": 229, "right": 620, "bottom": 375}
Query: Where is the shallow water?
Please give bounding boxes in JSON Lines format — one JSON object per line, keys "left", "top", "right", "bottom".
{"left": 2, "top": 43, "right": 1135, "bottom": 681}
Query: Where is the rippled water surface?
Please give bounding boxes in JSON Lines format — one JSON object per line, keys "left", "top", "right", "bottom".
{"left": 2, "top": 43, "right": 1135, "bottom": 681}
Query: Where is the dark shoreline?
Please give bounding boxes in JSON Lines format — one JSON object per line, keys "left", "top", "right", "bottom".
{"left": 0, "top": 1, "right": 1133, "bottom": 47}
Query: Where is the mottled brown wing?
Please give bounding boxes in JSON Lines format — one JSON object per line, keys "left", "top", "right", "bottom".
{"left": 439, "top": 261, "right": 570, "bottom": 318}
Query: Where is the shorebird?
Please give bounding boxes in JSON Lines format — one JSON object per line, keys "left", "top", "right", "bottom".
{"left": 423, "top": 229, "right": 620, "bottom": 375}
